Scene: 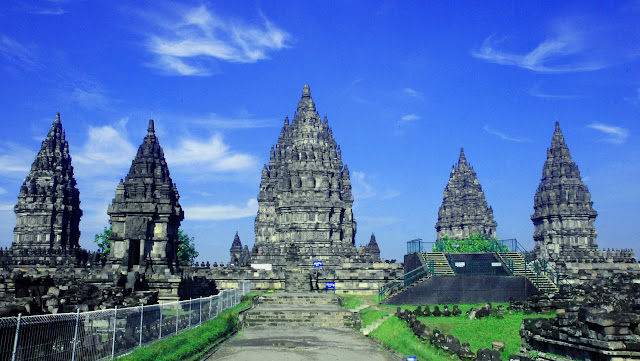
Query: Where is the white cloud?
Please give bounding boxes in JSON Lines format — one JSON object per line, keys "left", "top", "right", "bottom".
{"left": 351, "top": 171, "right": 399, "bottom": 200}
{"left": 0, "top": 143, "right": 34, "bottom": 177}
{"left": 471, "top": 22, "right": 606, "bottom": 73}
{"left": 185, "top": 112, "right": 278, "bottom": 129}
{"left": 483, "top": 125, "right": 531, "bottom": 143}
{"left": 145, "top": 5, "right": 292, "bottom": 75}
{"left": 184, "top": 198, "right": 258, "bottom": 221}
{"left": 0, "top": 187, "right": 6, "bottom": 195}
{"left": 357, "top": 216, "right": 401, "bottom": 227}
{"left": 0, "top": 203, "right": 14, "bottom": 212}
{"left": 165, "top": 134, "right": 256, "bottom": 171}
{"left": 70, "top": 87, "right": 111, "bottom": 110}
{"left": 587, "top": 123, "right": 629, "bottom": 144}
{"left": 0, "top": 35, "right": 39, "bottom": 70}
{"left": 395, "top": 114, "right": 421, "bottom": 129}
{"left": 527, "top": 84, "right": 577, "bottom": 99}
{"left": 73, "top": 124, "right": 137, "bottom": 174}
{"left": 403, "top": 88, "right": 423, "bottom": 99}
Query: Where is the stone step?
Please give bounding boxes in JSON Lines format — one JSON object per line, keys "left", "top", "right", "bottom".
{"left": 244, "top": 306, "right": 356, "bottom": 328}
{"left": 258, "top": 292, "right": 341, "bottom": 305}
{"left": 362, "top": 314, "right": 391, "bottom": 336}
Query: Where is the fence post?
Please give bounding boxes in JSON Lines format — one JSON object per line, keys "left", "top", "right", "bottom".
{"left": 111, "top": 306, "right": 118, "bottom": 360}
{"left": 139, "top": 303, "right": 144, "bottom": 348}
{"left": 188, "top": 299, "right": 192, "bottom": 329}
{"left": 175, "top": 304, "right": 179, "bottom": 334}
{"left": 72, "top": 309, "right": 81, "bottom": 361}
{"left": 11, "top": 313, "right": 21, "bottom": 361}
{"left": 159, "top": 303, "right": 163, "bottom": 340}
{"left": 199, "top": 299, "right": 202, "bottom": 325}
{"left": 209, "top": 296, "right": 213, "bottom": 319}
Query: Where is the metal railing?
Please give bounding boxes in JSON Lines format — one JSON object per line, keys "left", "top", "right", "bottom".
{"left": 378, "top": 263, "right": 434, "bottom": 303}
{"left": 0, "top": 280, "right": 251, "bottom": 361}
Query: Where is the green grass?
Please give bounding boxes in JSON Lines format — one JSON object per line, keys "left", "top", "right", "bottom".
{"left": 377, "top": 302, "right": 555, "bottom": 359}
{"left": 341, "top": 294, "right": 365, "bottom": 310}
{"left": 359, "top": 308, "right": 390, "bottom": 329}
{"left": 117, "top": 293, "right": 258, "bottom": 361}
{"left": 369, "top": 316, "right": 458, "bottom": 361}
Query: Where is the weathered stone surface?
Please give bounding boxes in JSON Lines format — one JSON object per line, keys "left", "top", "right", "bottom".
{"left": 435, "top": 148, "right": 497, "bottom": 240}
{"left": 13, "top": 113, "right": 82, "bottom": 250}
{"left": 532, "top": 122, "right": 598, "bottom": 260}
{"left": 531, "top": 122, "right": 638, "bottom": 282}
{"left": 252, "top": 85, "right": 358, "bottom": 266}
{"left": 107, "top": 119, "right": 184, "bottom": 272}
{"left": 229, "top": 232, "right": 243, "bottom": 265}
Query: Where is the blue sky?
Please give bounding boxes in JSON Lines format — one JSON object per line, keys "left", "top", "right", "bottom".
{"left": 0, "top": 1, "right": 638, "bottom": 263}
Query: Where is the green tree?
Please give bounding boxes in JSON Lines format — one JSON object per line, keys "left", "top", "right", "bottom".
{"left": 433, "top": 233, "right": 507, "bottom": 253}
{"left": 94, "top": 226, "right": 112, "bottom": 260}
{"left": 177, "top": 229, "right": 199, "bottom": 265}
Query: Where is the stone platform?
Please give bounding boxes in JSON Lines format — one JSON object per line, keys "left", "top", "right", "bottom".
{"left": 243, "top": 292, "right": 358, "bottom": 328}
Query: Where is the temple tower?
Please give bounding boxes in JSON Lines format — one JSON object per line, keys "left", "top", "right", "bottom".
{"left": 435, "top": 148, "right": 497, "bottom": 241}
{"left": 252, "top": 85, "right": 357, "bottom": 266}
{"left": 531, "top": 122, "right": 598, "bottom": 261}
{"left": 13, "top": 113, "right": 82, "bottom": 250}
{"left": 229, "top": 232, "right": 242, "bottom": 265}
{"left": 107, "top": 120, "right": 184, "bottom": 272}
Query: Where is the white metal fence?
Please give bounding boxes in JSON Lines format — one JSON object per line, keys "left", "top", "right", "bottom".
{"left": 0, "top": 281, "right": 251, "bottom": 361}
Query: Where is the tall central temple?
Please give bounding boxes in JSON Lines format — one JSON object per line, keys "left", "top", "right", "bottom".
{"left": 251, "top": 85, "right": 359, "bottom": 266}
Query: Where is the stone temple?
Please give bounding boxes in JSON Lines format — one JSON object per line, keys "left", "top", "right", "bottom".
{"left": 13, "top": 113, "right": 82, "bottom": 251}
{"left": 251, "top": 84, "right": 359, "bottom": 266}
{"left": 435, "top": 148, "right": 497, "bottom": 240}
{"left": 531, "top": 122, "right": 638, "bottom": 281}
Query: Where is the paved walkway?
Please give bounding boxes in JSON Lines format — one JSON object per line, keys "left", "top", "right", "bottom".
{"left": 206, "top": 326, "right": 399, "bottom": 361}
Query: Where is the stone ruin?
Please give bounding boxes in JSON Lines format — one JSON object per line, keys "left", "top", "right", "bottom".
{"left": 207, "top": 85, "right": 401, "bottom": 292}
{"left": 518, "top": 273, "right": 640, "bottom": 361}
{"left": 13, "top": 113, "right": 82, "bottom": 251}
{"left": 435, "top": 148, "right": 497, "bottom": 241}
{"left": 0, "top": 115, "right": 211, "bottom": 315}
{"left": 531, "top": 122, "right": 639, "bottom": 283}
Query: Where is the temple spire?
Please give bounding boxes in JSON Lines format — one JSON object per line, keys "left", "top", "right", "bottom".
{"left": 458, "top": 147, "right": 467, "bottom": 165}
{"left": 13, "top": 113, "right": 82, "bottom": 250}
{"left": 436, "top": 149, "right": 497, "bottom": 241}
{"left": 297, "top": 84, "right": 316, "bottom": 115}
{"left": 147, "top": 119, "right": 155, "bottom": 136}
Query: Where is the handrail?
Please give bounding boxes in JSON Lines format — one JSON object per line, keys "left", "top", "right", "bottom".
{"left": 378, "top": 262, "right": 433, "bottom": 303}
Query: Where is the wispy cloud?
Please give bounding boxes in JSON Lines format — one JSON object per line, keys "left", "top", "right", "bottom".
{"left": 624, "top": 88, "right": 640, "bottom": 105}
{"left": 73, "top": 123, "right": 137, "bottom": 174}
{"left": 0, "top": 35, "right": 39, "bottom": 70}
{"left": 144, "top": 5, "right": 292, "bottom": 76}
{"left": 165, "top": 134, "right": 256, "bottom": 172}
{"left": 70, "top": 87, "right": 112, "bottom": 110}
{"left": 185, "top": 112, "right": 278, "bottom": 129}
{"left": 398, "top": 113, "right": 421, "bottom": 126}
{"left": 471, "top": 21, "right": 606, "bottom": 73}
{"left": 352, "top": 171, "right": 399, "bottom": 200}
{"left": 527, "top": 84, "right": 578, "bottom": 99}
{"left": 184, "top": 198, "right": 258, "bottom": 221}
{"left": 483, "top": 125, "right": 531, "bottom": 143}
{"left": 0, "top": 142, "right": 35, "bottom": 177}
{"left": 0, "top": 187, "right": 6, "bottom": 195}
{"left": 403, "top": 88, "right": 423, "bottom": 99}
{"left": 357, "top": 216, "right": 401, "bottom": 227}
{"left": 587, "top": 123, "right": 629, "bottom": 144}
{"left": 0, "top": 203, "right": 14, "bottom": 212}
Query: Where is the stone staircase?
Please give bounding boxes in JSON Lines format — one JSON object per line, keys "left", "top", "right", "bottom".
{"left": 498, "top": 252, "right": 558, "bottom": 292}
{"left": 421, "top": 252, "right": 455, "bottom": 275}
{"left": 243, "top": 292, "right": 358, "bottom": 328}
{"left": 284, "top": 269, "right": 310, "bottom": 292}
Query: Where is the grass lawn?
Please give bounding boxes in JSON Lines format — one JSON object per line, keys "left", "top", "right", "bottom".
{"left": 117, "top": 292, "right": 258, "bottom": 361}
{"left": 346, "top": 296, "right": 555, "bottom": 360}
{"left": 359, "top": 308, "right": 390, "bottom": 329}
{"left": 340, "top": 294, "right": 365, "bottom": 310}
{"left": 369, "top": 316, "right": 458, "bottom": 361}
